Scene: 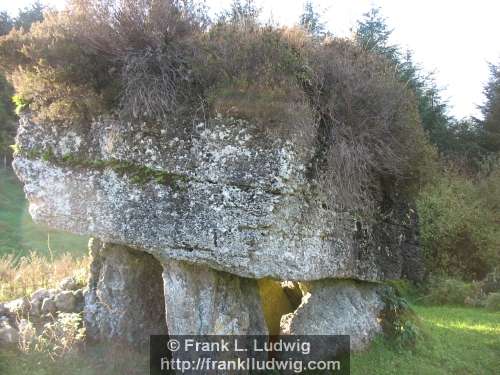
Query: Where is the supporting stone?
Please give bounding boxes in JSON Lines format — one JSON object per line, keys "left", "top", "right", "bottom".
{"left": 162, "top": 260, "right": 268, "bottom": 335}
{"left": 280, "top": 279, "right": 384, "bottom": 352}
{"left": 84, "top": 239, "right": 168, "bottom": 346}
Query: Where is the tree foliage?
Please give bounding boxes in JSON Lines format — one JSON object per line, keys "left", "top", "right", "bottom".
{"left": 355, "top": 7, "right": 398, "bottom": 61}
{"left": 355, "top": 8, "right": 452, "bottom": 155}
{"left": 0, "top": 1, "right": 46, "bottom": 158}
{"left": 14, "top": 1, "right": 45, "bottom": 30}
{"left": 478, "top": 62, "right": 500, "bottom": 153}
{"left": 0, "top": 12, "right": 13, "bottom": 36}
{"left": 299, "top": 1, "right": 326, "bottom": 38}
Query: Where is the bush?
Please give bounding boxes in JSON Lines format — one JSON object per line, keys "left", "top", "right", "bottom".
{"left": 484, "top": 292, "right": 500, "bottom": 311}
{"left": 481, "top": 269, "right": 500, "bottom": 294}
{"left": 0, "top": 73, "right": 16, "bottom": 156}
{"left": 422, "top": 277, "right": 481, "bottom": 306}
{"left": 0, "top": 10, "right": 112, "bottom": 123}
{"left": 379, "top": 286, "right": 420, "bottom": 350}
{"left": 417, "top": 162, "right": 500, "bottom": 279}
{"left": 305, "top": 39, "right": 437, "bottom": 211}
{"left": 71, "top": 0, "right": 209, "bottom": 120}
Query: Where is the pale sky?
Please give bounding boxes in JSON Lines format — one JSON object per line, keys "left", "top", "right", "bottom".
{"left": 2, "top": 0, "right": 500, "bottom": 120}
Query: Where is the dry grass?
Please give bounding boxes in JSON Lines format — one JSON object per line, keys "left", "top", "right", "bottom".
{"left": 19, "top": 312, "right": 86, "bottom": 359}
{"left": 0, "top": 252, "right": 90, "bottom": 302}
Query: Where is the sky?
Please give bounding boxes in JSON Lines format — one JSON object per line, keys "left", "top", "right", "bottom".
{"left": 2, "top": 0, "right": 500, "bottom": 120}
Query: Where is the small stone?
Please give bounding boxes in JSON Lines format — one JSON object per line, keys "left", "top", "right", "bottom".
{"left": 73, "top": 289, "right": 84, "bottom": 311}
{"left": 5, "top": 297, "right": 29, "bottom": 316}
{"left": 0, "top": 324, "right": 19, "bottom": 345}
{"left": 29, "top": 299, "right": 42, "bottom": 316}
{"left": 41, "top": 298, "right": 57, "bottom": 314}
{"left": 58, "top": 277, "right": 79, "bottom": 291}
{"left": 31, "top": 288, "right": 51, "bottom": 302}
{"left": 0, "top": 303, "right": 7, "bottom": 315}
{"left": 30, "top": 288, "right": 56, "bottom": 316}
{"left": 55, "top": 291, "right": 76, "bottom": 312}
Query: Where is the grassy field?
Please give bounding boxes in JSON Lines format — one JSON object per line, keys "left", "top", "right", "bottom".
{"left": 352, "top": 305, "right": 500, "bottom": 375}
{"left": 0, "top": 304, "right": 498, "bottom": 374}
{"left": 0, "top": 167, "right": 87, "bottom": 259}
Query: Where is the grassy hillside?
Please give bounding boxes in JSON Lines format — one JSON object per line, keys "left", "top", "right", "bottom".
{"left": 0, "top": 167, "right": 87, "bottom": 259}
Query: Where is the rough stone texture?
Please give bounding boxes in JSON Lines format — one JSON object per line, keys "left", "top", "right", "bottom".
{"left": 84, "top": 239, "right": 168, "bottom": 345}
{"left": 55, "top": 291, "right": 77, "bottom": 312}
{"left": 0, "top": 303, "right": 8, "bottom": 316}
{"left": 0, "top": 286, "right": 88, "bottom": 347}
{"left": 31, "top": 288, "right": 53, "bottom": 302}
{"left": 13, "top": 116, "right": 422, "bottom": 282}
{"left": 162, "top": 260, "right": 267, "bottom": 335}
{"left": 4, "top": 297, "right": 29, "bottom": 317}
{"left": 280, "top": 280, "right": 385, "bottom": 352}
{"left": 0, "top": 321, "right": 19, "bottom": 345}
{"left": 58, "top": 276, "right": 79, "bottom": 291}
{"left": 41, "top": 298, "right": 57, "bottom": 315}
{"left": 400, "top": 210, "right": 425, "bottom": 282}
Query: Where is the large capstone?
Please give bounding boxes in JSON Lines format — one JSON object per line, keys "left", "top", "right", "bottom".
{"left": 13, "top": 116, "right": 422, "bottom": 282}
{"left": 84, "top": 239, "right": 168, "bottom": 345}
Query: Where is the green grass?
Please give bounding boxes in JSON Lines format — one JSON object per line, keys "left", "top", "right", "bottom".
{"left": 0, "top": 167, "right": 87, "bottom": 259}
{"left": 0, "top": 344, "right": 149, "bottom": 375}
{"left": 352, "top": 305, "right": 500, "bottom": 375}
{"left": 0, "top": 305, "right": 498, "bottom": 374}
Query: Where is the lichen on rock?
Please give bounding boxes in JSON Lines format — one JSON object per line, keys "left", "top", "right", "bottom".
{"left": 13, "top": 115, "right": 420, "bottom": 282}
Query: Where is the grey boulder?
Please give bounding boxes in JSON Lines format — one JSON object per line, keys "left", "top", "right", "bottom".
{"left": 281, "top": 280, "right": 385, "bottom": 352}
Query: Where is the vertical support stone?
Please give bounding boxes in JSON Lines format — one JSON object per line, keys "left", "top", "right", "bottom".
{"left": 280, "top": 279, "right": 384, "bottom": 351}
{"left": 162, "top": 260, "right": 268, "bottom": 335}
{"left": 84, "top": 239, "right": 168, "bottom": 346}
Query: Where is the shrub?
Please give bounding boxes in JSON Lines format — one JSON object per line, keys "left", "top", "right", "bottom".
{"left": 0, "top": 10, "right": 111, "bottom": 123}
{"left": 417, "top": 162, "right": 500, "bottom": 279}
{"left": 71, "top": 0, "right": 209, "bottom": 120}
{"left": 481, "top": 269, "right": 500, "bottom": 294}
{"left": 379, "top": 286, "right": 420, "bottom": 350}
{"left": 484, "top": 292, "right": 500, "bottom": 311}
{"left": 303, "top": 39, "right": 437, "bottom": 212}
{"left": 0, "top": 74, "right": 16, "bottom": 157}
{"left": 422, "top": 277, "right": 481, "bottom": 306}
